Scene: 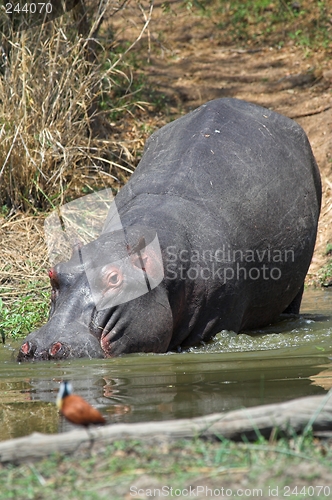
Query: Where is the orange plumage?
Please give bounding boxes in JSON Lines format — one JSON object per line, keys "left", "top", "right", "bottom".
{"left": 57, "top": 381, "right": 106, "bottom": 427}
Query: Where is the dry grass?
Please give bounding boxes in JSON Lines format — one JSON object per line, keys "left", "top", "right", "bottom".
{"left": 0, "top": 215, "right": 48, "bottom": 303}
{"left": 0, "top": 0, "right": 156, "bottom": 315}
{"left": 0, "top": 0, "right": 152, "bottom": 212}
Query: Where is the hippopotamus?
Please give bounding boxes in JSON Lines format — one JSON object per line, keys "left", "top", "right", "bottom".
{"left": 17, "top": 98, "right": 321, "bottom": 361}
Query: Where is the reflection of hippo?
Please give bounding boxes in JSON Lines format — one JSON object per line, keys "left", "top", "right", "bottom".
{"left": 17, "top": 98, "right": 321, "bottom": 361}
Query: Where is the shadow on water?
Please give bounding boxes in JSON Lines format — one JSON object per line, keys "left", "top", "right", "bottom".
{"left": 1, "top": 288, "right": 332, "bottom": 441}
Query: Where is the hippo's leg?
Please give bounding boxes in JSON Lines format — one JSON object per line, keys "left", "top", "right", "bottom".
{"left": 282, "top": 283, "right": 304, "bottom": 315}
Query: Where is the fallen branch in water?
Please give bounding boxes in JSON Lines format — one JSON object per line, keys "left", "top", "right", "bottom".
{"left": 0, "top": 393, "right": 331, "bottom": 464}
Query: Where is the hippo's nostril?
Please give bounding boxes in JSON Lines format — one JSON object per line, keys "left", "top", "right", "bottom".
{"left": 17, "top": 341, "right": 37, "bottom": 361}
{"left": 21, "top": 341, "right": 37, "bottom": 356}
{"left": 20, "top": 341, "right": 31, "bottom": 355}
{"left": 49, "top": 342, "right": 64, "bottom": 357}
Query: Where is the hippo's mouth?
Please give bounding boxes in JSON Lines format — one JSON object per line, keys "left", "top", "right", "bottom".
{"left": 92, "top": 306, "right": 123, "bottom": 357}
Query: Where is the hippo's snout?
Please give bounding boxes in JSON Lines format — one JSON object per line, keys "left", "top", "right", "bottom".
{"left": 17, "top": 339, "right": 70, "bottom": 361}
{"left": 17, "top": 325, "right": 106, "bottom": 361}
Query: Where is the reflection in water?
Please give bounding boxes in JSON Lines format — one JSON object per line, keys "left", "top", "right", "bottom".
{"left": 0, "top": 288, "right": 331, "bottom": 441}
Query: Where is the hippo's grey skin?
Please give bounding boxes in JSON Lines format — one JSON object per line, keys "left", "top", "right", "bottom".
{"left": 17, "top": 98, "right": 321, "bottom": 361}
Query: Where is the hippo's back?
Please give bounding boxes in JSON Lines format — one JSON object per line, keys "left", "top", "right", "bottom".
{"left": 114, "top": 98, "right": 321, "bottom": 252}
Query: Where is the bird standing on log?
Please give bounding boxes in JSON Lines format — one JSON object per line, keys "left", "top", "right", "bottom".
{"left": 56, "top": 381, "right": 106, "bottom": 427}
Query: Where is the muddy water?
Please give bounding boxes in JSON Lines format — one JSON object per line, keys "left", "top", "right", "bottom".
{"left": 1, "top": 288, "right": 332, "bottom": 441}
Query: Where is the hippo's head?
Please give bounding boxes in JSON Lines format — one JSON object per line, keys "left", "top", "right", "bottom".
{"left": 17, "top": 227, "right": 173, "bottom": 361}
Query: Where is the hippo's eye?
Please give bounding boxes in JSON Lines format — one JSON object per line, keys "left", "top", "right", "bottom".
{"left": 101, "top": 265, "right": 123, "bottom": 290}
{"left": 103, "top": 268, "right": 123, "bottom": 289}
{"left": 107, "top": 272, "right": 121, "bottom": 286}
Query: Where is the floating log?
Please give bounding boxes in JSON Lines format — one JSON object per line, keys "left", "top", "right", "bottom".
{"left": 0, "top": 393, "right": 331, "bottom": 464}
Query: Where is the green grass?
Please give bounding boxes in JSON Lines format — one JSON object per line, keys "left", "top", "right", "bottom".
{"left": 319, "top": 260, "right": 332, "bottom": 287}
{"left": 0, "top": 433, "right": 331, "bottom": 499}
{"left": 0, "top": 282, "right": 49, "bottom": 339}
{"left": 0, "top": 4, "right": 170, "bottom": 212}
{"left": 318, "top": 245, "right": 332, "bottom": 285}
{"left": 205, "top": 0, "right": 332, "bottom": 49}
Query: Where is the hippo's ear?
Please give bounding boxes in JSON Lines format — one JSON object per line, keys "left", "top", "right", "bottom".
{"left": 127, "top": 237, "right": 146, "bottom": 256}
{"left": 70, "top": 239, "right": 83, "bottom": 258}
{"left": 127, "top": 237, "right": 148, "bottom": 271}
{"left": 127, "top": 233, "right": 164, "bottom": 285}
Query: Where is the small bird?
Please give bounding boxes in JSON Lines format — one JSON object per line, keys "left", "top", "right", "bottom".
{"left": 56, "top": 381, "right": 106, "bottom": 427}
